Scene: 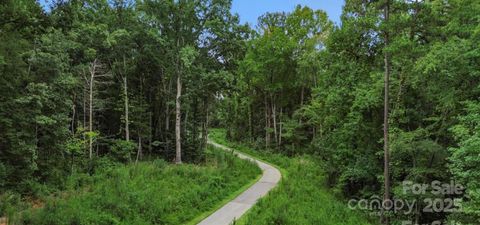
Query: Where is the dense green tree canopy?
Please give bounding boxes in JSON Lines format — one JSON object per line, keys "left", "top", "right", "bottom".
{"left": 1, "top": 0, "right": 479, "bottom": 224}
{"left": 217, "top": 0, "right": 480, "bottom": 224}
{"left": 0, "top": 0, "right": 246, "bottom": 192}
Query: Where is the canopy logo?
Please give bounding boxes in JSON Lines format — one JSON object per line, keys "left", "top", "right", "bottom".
{"left": 348, "top": 180, "right": 465, "bottom": 218}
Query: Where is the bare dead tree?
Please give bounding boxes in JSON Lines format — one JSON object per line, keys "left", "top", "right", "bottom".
{"left": 85, "top": 59, "right": 110, "bottom": 160}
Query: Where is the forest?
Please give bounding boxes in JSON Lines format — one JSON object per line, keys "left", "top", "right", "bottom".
{"left": 0, "top": 0, "right": 479, "bottom": 225}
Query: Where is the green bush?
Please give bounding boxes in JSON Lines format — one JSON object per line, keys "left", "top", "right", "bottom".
{"left": 0, "top": 191, "right": 29, "bottom": 221}
{"left": 110, "top": 139, "right": 137, "bottom": 162}
{"left": 19, "top": 147, "right": 261, "bottom": 225}
{"left": 448, "top": 101, "right": 480, "bottom": 223}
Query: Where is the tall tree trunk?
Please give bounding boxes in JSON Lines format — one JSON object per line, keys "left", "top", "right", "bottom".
{"left": 175, "top": 74, "right": 182, "bottom": 164}
{"left": 248, "top": 99, "right": 253, "bottom": 142}
{"left": 123, "top": 56, "right": 130, "bottom": 142}
{"left": 279, "top": 107, "right": 283, "bottom": 146}
{"left": 71, "top": 94, "right": 76, "bottom": 135}
{"left": 382, "top": 1, "right": 391, "bottom": 224}
{"left": 88, "top": 60, "right": 95, "bottom": 160}
{"left": 264, "top": 94, "right": 270, "bottom": 148}
{"left": 165, "top": 76, "right": 172, "bottom": 131}
{"left": 34, "top": 124, "right": 38, "bottom": 156}
{"left": 82, "top": 71, "right": 87, "bottom": 164}
{"left": 149, "top": 111, "right": 153, "bottom": 155}
{"left": 184, "top": 108, "right": 189, "bottom": 140}
{"left": 202, "top": 100, "right": 209, "bottom": 147}
{"left": 205, "top": 105, "right": 209, "bottom": 142}
{"left": 165, "top": 104, "right": 170, "bottom": 131}
{"left": 124, "top": 76, "right": 130, "bottom": 142}
{"left": 271, "top": 95, "right": 277, "bottom": 144}
{"left": 83, "top": 86, "right": 86, "bottom": 132}
{"left": 136, "top": 136, "right": 142, "bottom": 164}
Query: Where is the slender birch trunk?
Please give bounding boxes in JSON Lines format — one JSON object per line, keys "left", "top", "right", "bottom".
{"left": 175, "top": 73, "right": 182, "bottom": 164}
{"left": 271, "top": 95, "right": 277, "bottom": 144}
{"left": 88, "top": 60, "right": 95, "bottom": 160}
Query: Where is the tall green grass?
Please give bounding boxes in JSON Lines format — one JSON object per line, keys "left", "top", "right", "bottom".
{"left": 18, "top": 146, "right": 261, "bottom": 225}
{"left": 209, "top": 128, "right": 377, "bottom": 225}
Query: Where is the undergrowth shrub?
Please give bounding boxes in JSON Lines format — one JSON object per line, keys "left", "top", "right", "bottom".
{"left": 19, "top": 147, "right": 260, "bottom": 225}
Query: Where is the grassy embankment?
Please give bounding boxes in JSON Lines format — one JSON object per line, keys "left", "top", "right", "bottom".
{"left": 209, "top": 128, "right": 377, "bottom": 225}
{"left": 12, "top": 146, "right": 260, "bottom": 225}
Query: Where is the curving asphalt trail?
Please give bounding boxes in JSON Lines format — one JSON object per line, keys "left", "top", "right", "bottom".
{"left": 197, "top": 140, "right": 282, "bottom": 225}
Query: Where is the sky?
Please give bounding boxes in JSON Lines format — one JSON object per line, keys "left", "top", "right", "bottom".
{"left": 38, "top": 0, "right": 344, "bottom": 25}
{"left": 231, "top": 0, "right": 344, "bottom": 26}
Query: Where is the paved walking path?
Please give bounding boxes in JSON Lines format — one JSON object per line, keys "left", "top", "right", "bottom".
{"left": 197, "top": 141, "right": 282, "bottom": 225}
